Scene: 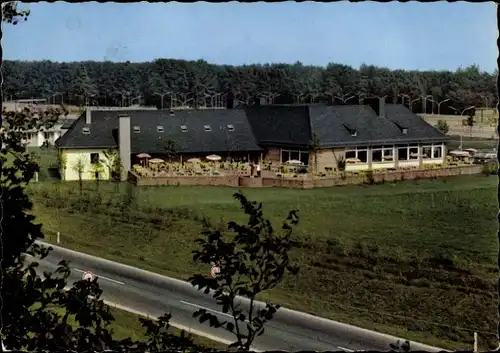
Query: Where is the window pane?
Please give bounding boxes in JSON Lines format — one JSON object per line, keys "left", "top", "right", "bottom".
{"left": 423, "top": 147, "right": 432, "bottom": 159}
{"left": 398, "top": 147, "right": 408, "bottom": 160}
{"left": 280, "top": 150, "right": 289, "bottom": 163}
{"left": 372, "top": 149, "right": 382, "bottom": 162}
{"left": 300, "top": 152, "right": 309, "bottom": 165}
{"left": 433, "top": 146, "right": 442, "bottom": 158}
{"left": 290, "top": 151, "right": 300, "bottom": 161}
{"left": 409, "top": 147, "right": 419, "bottom": 160}
{"left": 345, "top": 150, "right": 356, "bottom": 159}
{"left": 383, "top": 148, "right": 394, "bottom": 161}
{"left": 358, "top": 150, "right": 368, "bottom": 163}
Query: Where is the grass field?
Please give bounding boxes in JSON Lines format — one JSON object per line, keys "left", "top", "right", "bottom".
{"left": 26, "top": 172, "right": 498, "bottom": 351}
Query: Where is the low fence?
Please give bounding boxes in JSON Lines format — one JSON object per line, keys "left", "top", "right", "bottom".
{"left": 129, "top": 165, "right": 483, "bottom": 189}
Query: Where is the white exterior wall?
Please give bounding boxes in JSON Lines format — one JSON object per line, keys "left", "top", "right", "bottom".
{"left": 61, "top": 148, "right": 116, "bottom": 181}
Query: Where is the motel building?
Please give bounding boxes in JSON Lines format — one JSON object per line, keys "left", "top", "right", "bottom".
{"left": 55, "top": 99, "right": 449, "bottom": 181}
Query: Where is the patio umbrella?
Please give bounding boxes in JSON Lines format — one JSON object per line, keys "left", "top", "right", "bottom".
{"left": 449, "top": 150, "right": 471, "bottom": 157}
{"left": 149, "top": 158, "right": 164, "bottom": 163}
{"left": 148, "top": 158, "right": 164, "bottom": 172}
{"left": 286, "top": 159, "right": 303, "bottom": 165}
{"left": 186, "top": 158, "right": 201, "bottom": 163}
{"left": 463, "top": 148, "right": 478, "bottom": 155}
{"left": 206, "top": 154, "right": 222, "bottom": 161}
{"left": 137, "top": 153, "right": 151, "bottom": 167}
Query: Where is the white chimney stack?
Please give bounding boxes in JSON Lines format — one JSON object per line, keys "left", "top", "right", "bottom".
{"left": 118, "top": 114, "right": 131, "bottom": 181}
{"left": 85, "top": 108, "right": 91, "bottom": 124}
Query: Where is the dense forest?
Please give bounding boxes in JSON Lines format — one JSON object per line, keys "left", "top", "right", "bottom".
{"left": 2, "top": 59, "right": 497, "bottom": 115}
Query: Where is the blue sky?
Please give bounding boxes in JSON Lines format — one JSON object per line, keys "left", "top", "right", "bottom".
{"left": 2, "top": 1, "right": 497, "bottom": 72}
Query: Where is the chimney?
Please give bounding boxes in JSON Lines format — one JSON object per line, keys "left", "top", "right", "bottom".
{"left": 85, "top": 108, "right": 91, "bottom": 124}
{"left": 118, "top": 114, "right": 131, "bottom": 181}
{"left": 379, "top": 97, "right": 386, "bottom": 118}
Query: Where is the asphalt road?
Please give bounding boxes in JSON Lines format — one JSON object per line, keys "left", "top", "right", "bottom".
{"left": 27, "top": 243, "right": 446, "bottom": 352}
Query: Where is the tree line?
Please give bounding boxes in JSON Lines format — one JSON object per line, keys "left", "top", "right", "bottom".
{"left": 3, "top": 58, "right": 497, "bottom": 115}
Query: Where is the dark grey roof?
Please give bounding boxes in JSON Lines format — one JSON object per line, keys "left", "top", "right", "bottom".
{"left": 56, "top": 104, "right": 449, "bottom": 153}
{"left": 245, "top": 105, "right": 312, "bottom": 149}
{"left": 56, "top": 109, "right": 262, "bottom": 154}
{"left": 309, "top": 104, "right": 450, "bottom": 148}
{"left": 384, "top": 104, "right": 449, "bottom": 142}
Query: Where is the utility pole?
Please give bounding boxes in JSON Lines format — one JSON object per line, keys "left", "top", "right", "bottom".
{"left": 422, "top": 95, "right": 432, "bottom": 114}
{"left": 410, "top": 97, "right": 421, "bottom": 112}
{"left": 450, "top": 105, "right": 475, "bottom": 150}
{"left": 429, "top": 98, "right": 450, "bottom": 115}
{"left": 154, "top": 92, "right": 170, "bottom": 110}
{"left": 398, "top": 94, "right": 410, "bottom": 108}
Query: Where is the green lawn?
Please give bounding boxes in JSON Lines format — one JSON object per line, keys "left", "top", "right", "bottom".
{"left": 26, "top": 174, "right": 498, "bottom": 351}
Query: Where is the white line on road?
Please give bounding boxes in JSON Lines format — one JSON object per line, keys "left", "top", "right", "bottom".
{"left": 181, "top": 300, "right": 250, "bottom": 323}
{"left": 73, "top": 268, "right": 125, "bottom": 285}
{"left": 338, "top": 346, "right": 354, "bottom": 352}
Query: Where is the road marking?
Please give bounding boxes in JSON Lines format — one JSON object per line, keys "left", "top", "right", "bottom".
{"left": 180, "top": 300, "right": 234, "bottom": 320}
{"left": 73, "top": 268, "right": 125, "bottom": 285}
{"left": 103, "top": 300, "right": 262, "bottom": 352}
{"left": 338, "top": 346, "right": 354, "bottom": 352}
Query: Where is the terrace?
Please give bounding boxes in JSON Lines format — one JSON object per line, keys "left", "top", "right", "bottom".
{"left": 129, "top": 150, "right": 488, "bottom": 188}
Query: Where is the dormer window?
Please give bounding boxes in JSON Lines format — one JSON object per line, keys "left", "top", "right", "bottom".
{"left": 392, "top": 120, "right": 407, "bottom": 134}
{"left": 204, "top": 125, "right": 212, "bottom": 132}
{"left": 227, "top": 124, "right": 234, "bottom": 131}
{"left": 342, "top": 124, "right": 357, "bottom": 137}
{"left": 180, "top": 125, "right": 188, "bottom": 132}
{"left": 133, "top": 126, "right": 140, "bottom": 133}
{"left": 82, "top": 127, "right": 90, "bottom": 135}
{"left": 157, "top": 126, "right": 164, "bottom": 133}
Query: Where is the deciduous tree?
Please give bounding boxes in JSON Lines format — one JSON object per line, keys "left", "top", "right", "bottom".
{"left": 189, "top": 192, "right": 300, "bottom": 350}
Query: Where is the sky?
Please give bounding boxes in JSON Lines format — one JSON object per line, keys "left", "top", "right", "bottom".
{"left": 2, "top": 1, "right": 498, "bottom": 72}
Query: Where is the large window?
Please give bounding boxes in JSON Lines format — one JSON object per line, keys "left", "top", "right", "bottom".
{"left": 372, "top": 145, "right": 394, "bottom": 162}
{"left": 432, "top": 144, "right": 443, "bottom": 159}
{"left": 409, "top": 145, "right": 419, "bottom": 160}
{"left": 357, "top": 150, "right": 368, "bottom": 163}
{"left": 383, "top": 148, "right": 394, "bottom": 160}
{"left": 422, "top": 146, "right": 432, "bottom": 159}
{"left": 398, "top": 145, "right": 409, "bottom": 161}
{"left": 280, "top": 149, "right": 309, "bottom": 165}
{"left": 344, "top": 148, "right": 368, "bottom": 163}
{"left": 345, "top": 150, "right": 356, "bottom": 159}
